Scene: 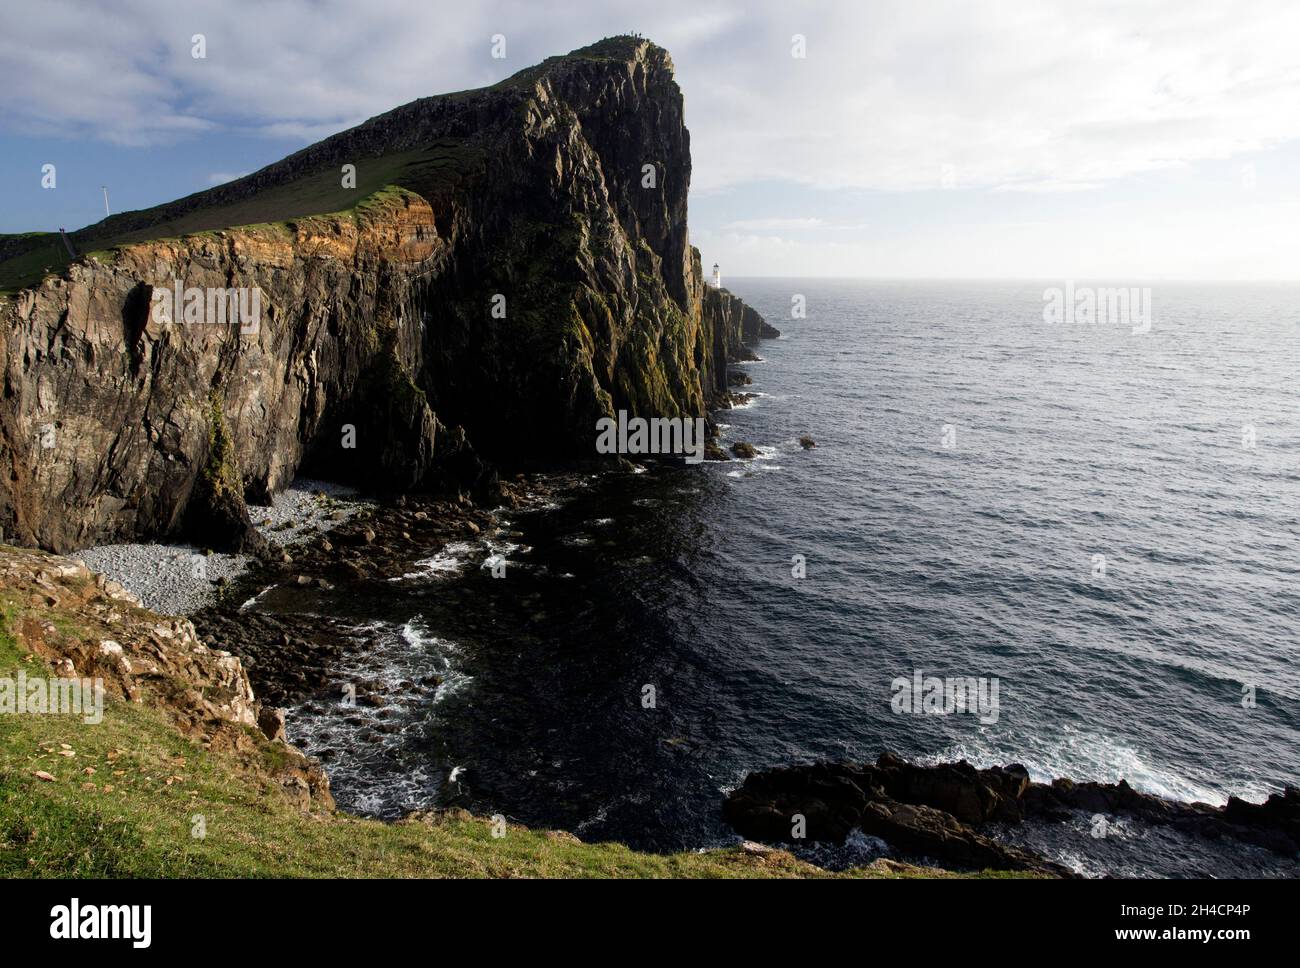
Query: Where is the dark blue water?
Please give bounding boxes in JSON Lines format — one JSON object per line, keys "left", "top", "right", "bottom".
{"left": 281, "top": 279, "right": 1300, "bottom": 876}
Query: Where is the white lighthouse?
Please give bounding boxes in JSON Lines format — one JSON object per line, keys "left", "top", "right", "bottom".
{"left": 710, "top": 263, "right": 721, "bottom": 289}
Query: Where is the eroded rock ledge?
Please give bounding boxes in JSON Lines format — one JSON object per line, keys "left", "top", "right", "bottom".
{"left": 724, "top": 754, "right": 1300, "bottom": 874}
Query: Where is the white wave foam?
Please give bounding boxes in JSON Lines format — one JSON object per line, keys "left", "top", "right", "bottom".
{"left": 927, "top": 725, "right": 1255, "bottom": 806}
{"left": 238, "top": 584, "right": 275, "bottom": 612}
{"left": 520, "top": 492, "right": 564, "bottom": 511}
{"left": 284, "top": 615, "right": 471, "bottom": 818}
{"left": 389, "top": 541, "right": 476, "bottom": 581}
{"left": 480, "top": 536, "right": 523, "bottom": 572}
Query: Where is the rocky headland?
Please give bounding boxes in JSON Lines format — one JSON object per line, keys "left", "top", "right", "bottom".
{"left": 3, "top": 35, "right": 1285, "bottom": 880}
{"left": 0, "top": 35, "right": 820, "bottom": 880}
{"left": 0, "top": 36, "right": 776, "bottom": 558}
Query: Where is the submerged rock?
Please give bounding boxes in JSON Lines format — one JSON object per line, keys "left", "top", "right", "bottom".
{"left": 703, "top": 440, "right": 731, "bottom": 462}
{"left": 731, "top": 442, "right": 758, "bottom": 459}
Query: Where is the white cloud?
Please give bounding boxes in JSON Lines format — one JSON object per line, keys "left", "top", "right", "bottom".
{"left": 5, "top": 0, "right": 1298, "bottom": 193}
{"left": 723, "top": 217, "right": 824, "bottom": 231}
{"left": 3, "top": 0, "right": 1298, "bottom": 276}
{"left": 680, "top": 0, "right": 1300, "bottom": 193}
{"left": 0, "top": 0, "right": 493, "bottom": 146}
{"left": 991, "top": 181, "right": 1103, "bottom": 194}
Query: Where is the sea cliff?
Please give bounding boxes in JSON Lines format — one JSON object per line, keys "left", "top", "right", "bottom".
{"left": 0, "top": 36, "right": 775, "bottom": 555}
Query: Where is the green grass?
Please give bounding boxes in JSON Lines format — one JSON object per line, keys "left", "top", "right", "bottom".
{"left": 89, "top": 146, "right": 463, "bottom": 248}
{"left": 200, "top": 390, "right": 241, "bottom": 499}
{"left": 0, "top": 234, "right": 73, "bottom": 296}
{"left": 0, "top": 586, "right": 1021, "bottom": 879}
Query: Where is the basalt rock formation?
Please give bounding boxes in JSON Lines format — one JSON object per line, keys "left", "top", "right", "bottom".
{"left": 725, "top": 754, "right": 1067, "bottom": 875}
{"left": 0, "top": 36, "right": 775, "bottom": 554}
{"left": 724, "top": 753, "right": 1300, "bottom": 874}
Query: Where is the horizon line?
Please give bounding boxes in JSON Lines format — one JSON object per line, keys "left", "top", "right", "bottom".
{"left": 719, "top": 275, "right": 1300, "bottom": 284}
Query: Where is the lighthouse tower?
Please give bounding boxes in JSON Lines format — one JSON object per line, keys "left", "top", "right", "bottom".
{"left": 710, "top": 263, "right": 721, "bottom": 289}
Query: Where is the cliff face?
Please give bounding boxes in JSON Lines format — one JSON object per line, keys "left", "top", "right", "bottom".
{"left": 0, "top": 37, "right": 776, "bottom": 553}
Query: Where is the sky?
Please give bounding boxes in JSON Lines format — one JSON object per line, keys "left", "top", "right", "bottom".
{"left": 2, "top": 0, "right": 1298, "bottom": 279}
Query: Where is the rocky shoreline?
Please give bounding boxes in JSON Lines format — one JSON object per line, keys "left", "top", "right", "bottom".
{"left": 0, "top": 540, "right": 961, "bottom": 878}
{"left": 189, "top": 473, "right": 566, "bottom": 706}
{"left": 34, "top": 369, "right": 1293, "bottom": 876}
{"left": 14, "top": 485, "right": 1300, "bottom": 877}
{"left": 724, "top": 754, "right": 1300, "bottom": 875}
{"left": 73, "top": 479, "right": 366, "bottom": 617}
{"left": 0, "top": 37, "right": 779, "bottom": 560}
{"left": 187, "top": 474, "right": 1299, "bottom": 877}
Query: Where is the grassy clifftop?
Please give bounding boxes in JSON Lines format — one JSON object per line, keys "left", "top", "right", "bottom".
{"left": 0, "top": 546, "right": 988, "bottom": 879}
{"left": 0, "top": 144, "right": 476, "bottom": 295}
{"left": 0, "top": 36, "right": 655, "bottom": 296}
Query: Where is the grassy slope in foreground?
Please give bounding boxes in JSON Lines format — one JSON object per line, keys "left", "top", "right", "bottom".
{"left": 0, "top": 554, "right": 1020, "bottom": 879}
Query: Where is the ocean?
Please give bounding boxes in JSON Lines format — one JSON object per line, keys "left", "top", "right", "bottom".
{"left": 280, "top": 278, "right": 1300, "bottom": 877}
